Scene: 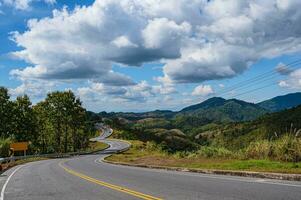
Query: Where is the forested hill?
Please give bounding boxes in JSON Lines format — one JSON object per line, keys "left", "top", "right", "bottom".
{"left": 257, "top": 92, "right": 301, "bottom": 112}
{"left": 194, "top": 104, "right": 301, "bottom": 150}
{"left": 177, "top": 97, "right": 267, "bottom": 122}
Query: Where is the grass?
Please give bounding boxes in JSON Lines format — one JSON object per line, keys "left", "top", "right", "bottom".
{"left": 88, "top": 141, "right": 109, "bottom": 152}
{"left": 107, "top": 140, "right": 301, "bottom": 174}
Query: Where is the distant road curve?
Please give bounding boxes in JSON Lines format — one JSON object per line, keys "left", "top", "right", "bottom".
{"left": 1, "top": 126, "right": 301, "bottom": 200}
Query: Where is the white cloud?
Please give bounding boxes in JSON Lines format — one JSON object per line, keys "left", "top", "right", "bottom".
{"left": 12, "top": 0, "right": 301, "bottom": 84}
{"left": 8, "top": 0, "right": 301, "bottom": 106}
{"left": 278, "top": 80, "right": 289, "bottom": 88}
{"left": 142, "top": 17, "right": 190, "bottom": 49}
{"left": 2, "top": 0, "right": 55, "bottom": 10}
{"left": 192, "top": 84, "right": 214, "bottom": 96}
{"left": 111, "top": 36, "right": 138, "bottom": 48}
{"left": 279, "top": 69, "right": 301, "bottom": 89}
{"left": 152, "top": 85, "right": 176, "bottom": 95}
{"left": 9, "top": 80, "right": 55, "bottom": 98}
{"left": 158, "top": 0, "right": 301, "bottom": 83}
{"left": 275, "top": 62, "right": 294, "bottom": 75}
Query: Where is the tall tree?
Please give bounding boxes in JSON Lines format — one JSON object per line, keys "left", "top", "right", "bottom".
{"left": 13, "top": 95, "right": 37, "bottom": 142}
{"left": 43, "top": 90, "right": 89, "bottom": 153}
{"left": 0, "top": 87, "right": 13, "bottom": 138}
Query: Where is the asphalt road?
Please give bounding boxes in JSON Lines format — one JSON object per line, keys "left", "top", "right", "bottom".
{"left": 1, "top": 128, "right": 301, "bottom": 200}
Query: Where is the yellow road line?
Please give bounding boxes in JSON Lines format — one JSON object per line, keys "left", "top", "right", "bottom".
{"left": 59, "top": 161, "right": 163, "bottom": 200}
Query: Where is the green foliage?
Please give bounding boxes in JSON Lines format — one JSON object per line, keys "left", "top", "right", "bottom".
{"left": 0, "top": 87, "right": 14, "bottom": 138}
{"left": 196, "top": 146, "right": 235, "bottom": 159}
{"left": 0, "top": 87, "right": 93, "bottom": 156}
{"left": 12, "top": 95, "right": 37, "bottom": 142}
{"left": 0, "top": 138, "right": 12, "bottom": 157}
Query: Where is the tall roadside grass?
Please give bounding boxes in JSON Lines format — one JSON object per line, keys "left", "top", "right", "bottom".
{"left": 243, "top": 134, "right": 301, "bottom": 162}
{"left": 189, "top": 133, "right": 301, "bottom": 162}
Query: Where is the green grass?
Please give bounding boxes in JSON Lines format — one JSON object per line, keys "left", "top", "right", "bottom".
{"left": 88, "top": 141, "right": 109, "bottom": 152}
{"left": 107, "top": 140, "right": 301, "bottom": 174}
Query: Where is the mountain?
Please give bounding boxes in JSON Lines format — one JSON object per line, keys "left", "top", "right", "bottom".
{"left": 178, "top": 97, "right": 267, "bottom": 122}
{"left": 91, "top": 92, "right": 301, "bottom": 124}
{"left": 181, "top": 97, "right": 226, "bottom": 112}
{"left": 257, "top": 92, "right": 301, "bottom": 112}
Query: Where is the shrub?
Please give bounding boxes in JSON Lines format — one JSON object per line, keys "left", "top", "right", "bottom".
{"left": 271, "top": 135, "right": 301, "bottom": 162}
{"left": 0, "top": 138, "right": 12, "bottom": 157}
{"left": 244, "top": 140, "right": 271, "bottom": 160}
{"left": 197, "top": 146, "right": 234, "bottom": 158}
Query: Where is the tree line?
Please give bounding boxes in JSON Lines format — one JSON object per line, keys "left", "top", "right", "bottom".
{"left": 0, "top": 87, "right": 94, "bottom": 156}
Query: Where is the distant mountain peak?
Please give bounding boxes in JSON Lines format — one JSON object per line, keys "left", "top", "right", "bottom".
{"left": 181, "top": 97, "right": 226, "bottom": 112}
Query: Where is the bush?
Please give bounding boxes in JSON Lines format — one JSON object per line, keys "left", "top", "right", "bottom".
{"left": 244, "top": 140, "right": 271, "bottom": 160}
{"left": 0, "top": 138, "right": 12, "bottom": 157}
{"left": 271, "top": 135, "right": 301, "bottom": 162}
{"left": 197, "top": 146, "right": 234, "bottom": 158}
{"left": 242, "top": 135, "right": 301, "bottom": 162}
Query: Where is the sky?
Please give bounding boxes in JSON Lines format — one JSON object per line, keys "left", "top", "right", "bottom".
{"left": 1, "top": 0, "right": 301, "bottom": 112}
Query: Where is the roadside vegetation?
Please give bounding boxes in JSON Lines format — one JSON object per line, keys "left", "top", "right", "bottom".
{"left": 0, "top": 86, "right": 98, "bottom": 157}
{"left": 107, "top": 140, "right": 301, "bottom": 174}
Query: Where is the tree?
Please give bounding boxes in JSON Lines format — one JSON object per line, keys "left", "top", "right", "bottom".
{"left": 43, "top": 90, "right": 89, "bottom": 153}
{"left": 12, "top": 95, "right": 37, "bottom": 142}
{"left": 33, "top": 101, "right": 52, "bottom": 153}
{"left": 0, "top": 87, "right": 14, "bottom": 138}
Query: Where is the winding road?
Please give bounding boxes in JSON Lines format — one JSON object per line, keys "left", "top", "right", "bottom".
{"left": 1, "top": 127, "right": 301, "bottom": 200}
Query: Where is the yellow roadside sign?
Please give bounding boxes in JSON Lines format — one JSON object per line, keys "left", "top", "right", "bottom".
{"left": 10, "top": 142, "right": 28, "bottom": 151}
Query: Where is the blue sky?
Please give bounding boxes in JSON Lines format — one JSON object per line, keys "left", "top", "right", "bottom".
{"left": 1, "top": 0, "right": 301, "bottom": 112}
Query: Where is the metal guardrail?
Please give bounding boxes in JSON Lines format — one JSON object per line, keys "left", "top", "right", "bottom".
{"left": 0, "top": 148, "right": 109, "bottom": 164}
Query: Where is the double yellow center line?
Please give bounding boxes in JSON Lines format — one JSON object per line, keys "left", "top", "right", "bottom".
{"left": 59, "top": 161, "right": 163, "bottom": 200}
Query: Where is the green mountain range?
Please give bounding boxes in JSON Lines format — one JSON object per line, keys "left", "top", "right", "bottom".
{"left": 95, "top": 92, "right": 301, "bottom": 124}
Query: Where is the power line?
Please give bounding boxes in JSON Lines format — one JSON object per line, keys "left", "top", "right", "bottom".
{"left": 215, "top": 59, "right": 301, "bottom": 97}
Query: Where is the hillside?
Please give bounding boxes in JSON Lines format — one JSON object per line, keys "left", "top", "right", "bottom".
{"left": 258, "top": 92, "right": 301, "bottom": 112}
{"left": 178, "top": 97, "right": 267, "bottom": 122}
{"left": 195, "top": 104, "right": 301, "bottom": 150}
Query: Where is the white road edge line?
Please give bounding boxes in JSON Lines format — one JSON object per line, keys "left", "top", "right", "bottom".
{"left": 0, "top": 165, "right": 24, "bottom": 200}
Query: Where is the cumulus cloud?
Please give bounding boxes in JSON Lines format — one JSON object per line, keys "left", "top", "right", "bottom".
{"left": 8, "top": 0, "right": 301, "bottom": 104}
{"left": 279, "top": 69, "right": 301, "bottom": 89}
{"left": 158, "top": 0, "right": 301, "bottom": 84}
{"left": 192, "top": 84, "right": 214, "bottom": 96}
{"left": 2, "top": 0, "right": 55, "bottom": 10}
{"left": 77, "top": 80, "right": 158, "bottom": 103}
{"left": 275, "top": 62, "right": 295, "bottom": 75}
{"left": 9, "top": 80, "right": 55, "bottom": 98}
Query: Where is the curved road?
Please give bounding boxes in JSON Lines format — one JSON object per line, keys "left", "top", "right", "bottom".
{"left": 1, "top": 127, "right": 301, "bottom": 200}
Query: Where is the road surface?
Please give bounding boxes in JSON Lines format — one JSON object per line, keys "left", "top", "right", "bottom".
{"left": 1, "top": 127, "right": 301, "bottom": 200}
